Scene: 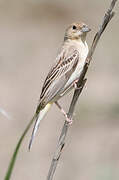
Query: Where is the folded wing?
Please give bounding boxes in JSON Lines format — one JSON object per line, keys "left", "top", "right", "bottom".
{"left": 39, "top": 48, "right": 79, "bottom": 108}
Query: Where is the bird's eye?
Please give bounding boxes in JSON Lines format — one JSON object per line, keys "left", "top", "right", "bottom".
{"left": 72, "top": 25, "right": 77, "bottom": 30}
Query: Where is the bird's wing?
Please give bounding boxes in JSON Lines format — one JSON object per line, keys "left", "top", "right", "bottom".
{"left": 39, "top": 47, "right": 79, "bottom": 108}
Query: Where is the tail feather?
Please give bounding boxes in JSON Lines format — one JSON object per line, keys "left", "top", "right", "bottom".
{"left": 29, "top": 103, "right": 51, "bottom": 150}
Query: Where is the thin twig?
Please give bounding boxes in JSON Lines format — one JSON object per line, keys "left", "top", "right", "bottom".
{"left": 46, "top": 0, "right": 118, "bottom": 180}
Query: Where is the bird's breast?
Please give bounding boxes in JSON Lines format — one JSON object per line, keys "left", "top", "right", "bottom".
{"left": 63, "top": 40, "right": 88, "bottom": 90}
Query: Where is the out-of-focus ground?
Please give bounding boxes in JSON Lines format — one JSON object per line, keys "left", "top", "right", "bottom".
{"left": 0, "top": 0, "right": 119, "bottom": 180}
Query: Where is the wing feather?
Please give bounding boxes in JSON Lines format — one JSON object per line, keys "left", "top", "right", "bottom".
{"left": 39, "top": 48, "right": 79, "bottom": 108}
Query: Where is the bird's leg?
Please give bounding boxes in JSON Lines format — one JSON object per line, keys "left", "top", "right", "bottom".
{"left": 55, "top": 101, "right": 72, "bottom": 124}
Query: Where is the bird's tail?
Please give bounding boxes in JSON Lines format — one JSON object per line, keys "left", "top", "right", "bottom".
{"left": 29, "top": 103, "right": 52, "bottom": 150}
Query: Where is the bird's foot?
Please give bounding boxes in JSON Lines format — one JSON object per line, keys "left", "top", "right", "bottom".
{"left": 73, "top": 80, "right": 82, "bottom": 90}
{"left": 65, "top": 114, "right": 73, "bottom": 125}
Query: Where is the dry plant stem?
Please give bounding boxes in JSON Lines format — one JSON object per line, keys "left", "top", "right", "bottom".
{"left": 46, "top": 0, "right": 117, "bottom": 180}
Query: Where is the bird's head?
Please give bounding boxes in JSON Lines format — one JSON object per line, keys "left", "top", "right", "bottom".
{"left": 64, "top": 22, "right": 91, "bottom": 41}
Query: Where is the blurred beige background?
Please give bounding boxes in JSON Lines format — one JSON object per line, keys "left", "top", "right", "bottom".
{"left": 0, "top": 0, "right": 119, "bottom": 180}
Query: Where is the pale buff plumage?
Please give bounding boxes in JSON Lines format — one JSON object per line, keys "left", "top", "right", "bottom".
{"left": 29, "top": 22, "right": 91, "bottom": 150}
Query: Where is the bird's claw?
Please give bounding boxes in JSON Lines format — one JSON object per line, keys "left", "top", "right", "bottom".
{"left": 65, "top": 114, "right": 73, "bottom": 125}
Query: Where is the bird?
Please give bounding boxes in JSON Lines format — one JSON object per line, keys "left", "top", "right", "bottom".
{"left": 29, "top": 22, "right": 91, "bottom": 150}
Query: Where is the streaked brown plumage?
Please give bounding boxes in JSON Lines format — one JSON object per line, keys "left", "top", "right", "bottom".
{"left": 29, "top": 22, "right": 91, "bottom": 149}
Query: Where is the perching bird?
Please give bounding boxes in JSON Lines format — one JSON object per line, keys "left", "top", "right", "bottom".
{"left": 29, "top": 22, "right": 91, "bottom": 150}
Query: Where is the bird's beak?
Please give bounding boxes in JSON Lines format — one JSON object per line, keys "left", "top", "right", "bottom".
{"left": 81, "top": 26, "right": 91, "bottom": 33}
